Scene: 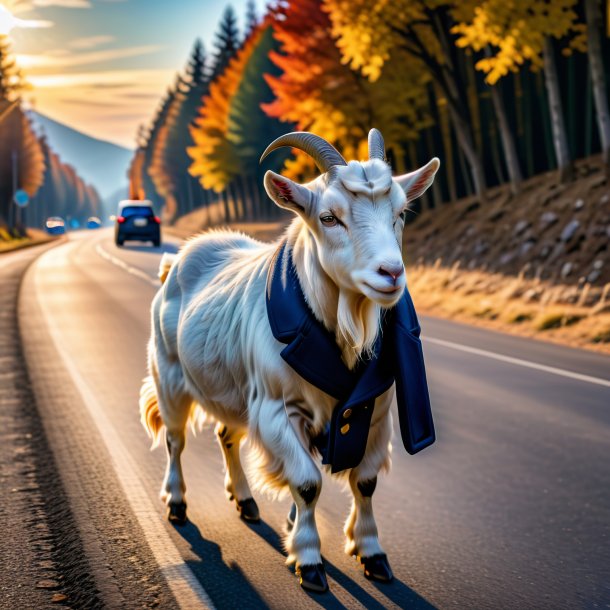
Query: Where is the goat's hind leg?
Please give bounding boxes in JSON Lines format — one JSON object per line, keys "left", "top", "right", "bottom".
{"left": 216, "top": 423, "right": 259, "bottom": 522}
{"left": 159, "top": 392, "right": 192, "bottom": 525}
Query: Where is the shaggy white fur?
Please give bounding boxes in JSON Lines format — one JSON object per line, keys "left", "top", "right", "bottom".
{"left": 140, "top": 144, "right": 439, "bottom": 574}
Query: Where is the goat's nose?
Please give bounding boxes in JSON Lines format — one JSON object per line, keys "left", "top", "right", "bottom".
{"left": 377, "top": 263, "right": 404, "bottom": 284}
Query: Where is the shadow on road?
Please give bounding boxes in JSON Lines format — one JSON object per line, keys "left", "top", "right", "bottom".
{"left": 121, "top": 242, "right": 179, "bottom": 255}
{"left": 174, "top": 520, "right": 270, "bottom": 609}
{"left": 244, "top": 518, "right": 436, "bottom": 609}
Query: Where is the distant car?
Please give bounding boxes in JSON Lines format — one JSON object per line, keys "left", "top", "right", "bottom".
{"left": 45, "top": 217, "right": 66, "bottom": 235}
{"left": 69, "top": 218, "right": 80, "bottom": 230}
{"left": 115, "top": 200, "right": 161, "bottom": 247}
{"left": 87, "top": 216, "right": 102, "bottom": 229}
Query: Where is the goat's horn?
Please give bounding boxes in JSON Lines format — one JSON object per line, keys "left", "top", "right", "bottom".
{"left": 260, "top": 132, "right": 347, "bottom": 173}
{"left": 368, "top": 128, "right": 385, "bottom": 161}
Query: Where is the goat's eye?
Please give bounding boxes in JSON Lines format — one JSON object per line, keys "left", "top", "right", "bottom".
{"left": 320, "top": 214, "right": 338, "bottom": 227}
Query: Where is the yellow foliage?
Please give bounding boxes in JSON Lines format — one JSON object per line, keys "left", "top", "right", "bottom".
{"left": 451, "top": 0, "right": 584, "bottom": 83}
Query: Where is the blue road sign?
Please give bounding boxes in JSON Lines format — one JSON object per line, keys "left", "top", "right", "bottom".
{"left": 13, "top": 189, "right": 29, "bottom": 208}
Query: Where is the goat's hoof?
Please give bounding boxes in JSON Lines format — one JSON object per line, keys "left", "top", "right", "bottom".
{"left": 286, "top": 502, "right": 297, "bottom": 531}
{"left": 167, "top": 501, "right": 187, "bottom": 525}
{"left": 296, "top": 563, "right": 328, "bottom": 593}
{"left": 236, "top": 498, "right": 260, "bottom": 523}
{"left": 360, "top": 553, "right": 393, "bottom": 583}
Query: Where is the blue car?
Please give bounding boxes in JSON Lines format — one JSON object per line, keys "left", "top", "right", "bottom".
{"left": 115, "top": 200, "right": 161, "bottom": 247}
{"left": 87, "top": 216, "right": 102, "bottom": 229}
{"left": 45, "top": 217, "right": 66, "bottom": 235}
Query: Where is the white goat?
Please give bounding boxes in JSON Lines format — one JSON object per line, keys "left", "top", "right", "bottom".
{"left": 140, "top": 129, "right": 439, "bottom": 593}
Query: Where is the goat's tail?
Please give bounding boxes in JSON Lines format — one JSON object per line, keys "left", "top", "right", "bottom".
{"left": 158, "top": 252, "right": 177, "bottom": 284}
{"left": 140, "top": 375, "right": 164, "bottom": 449}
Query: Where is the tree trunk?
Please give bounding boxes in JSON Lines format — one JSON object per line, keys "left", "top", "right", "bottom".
{"left": 490, "top": 82, "right": 523, "bottom": 194}
{"left": 542, "top": 37, "right": 573, "bottom": 182}
{"left": 584, "top": 0, "right": 610, "bottom": 169}
{"left": 484, "top": 47, "right": 522, "bottom": 194}
{"left": 447, "top": 104, "right": 486, "bottom": 197}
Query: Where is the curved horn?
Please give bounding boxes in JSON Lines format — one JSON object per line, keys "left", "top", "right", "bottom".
{"left": 260, "top": 132, "right": 347, "bottom": 173}
{"left": 368, "top": 128, "right": 385, "bottom": 161}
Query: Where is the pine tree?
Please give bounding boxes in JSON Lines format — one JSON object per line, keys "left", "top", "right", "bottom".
{"left": 0, "top": 34, "right": 26, "bottom": 101}
{"left": 209, "top": 6, "right": 240, "bottom": 82}
{"left": 245, "top": 0, "right": 259, "bottom": 38}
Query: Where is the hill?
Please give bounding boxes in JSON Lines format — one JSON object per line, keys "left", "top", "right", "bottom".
{"left": 29, "top": 112, "right": 132, "bottom": 201}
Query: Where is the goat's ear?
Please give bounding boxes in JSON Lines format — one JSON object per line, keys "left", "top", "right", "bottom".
{"left": 395, "top": 158, "right": 440, "bottom": 202}
{"left": 264, "top": 171, "right": 314, "bottom": 216}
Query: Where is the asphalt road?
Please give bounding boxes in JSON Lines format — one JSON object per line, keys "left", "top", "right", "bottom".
{"left": 16, "top": 228, "right": 610, "bottom": 609}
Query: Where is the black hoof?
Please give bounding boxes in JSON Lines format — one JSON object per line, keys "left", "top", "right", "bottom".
{"left": 236, "top": 498, "right": 260, "bottom": 523}
{"left": 167, "top": 502, "right": 187, "bottom": 525}
{"left": 360, "top": 553, "right": 393, "bottom": 582}
{"left": 286, "top": 503, "right": 297, "bottom": 531}
{"left": 296, "top": 563, "right": 328, "bottom": 593}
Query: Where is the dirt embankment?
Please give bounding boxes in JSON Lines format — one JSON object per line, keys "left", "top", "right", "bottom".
{"left": 404, "top": 156, "right": 610, "bottom": 353}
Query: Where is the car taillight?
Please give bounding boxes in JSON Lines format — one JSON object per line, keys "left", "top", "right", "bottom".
{"left": 117, "top": 216, "right": 126, "bottom": 223}
{"left": 154, "top": 216, "right": 161, "bottom": 224}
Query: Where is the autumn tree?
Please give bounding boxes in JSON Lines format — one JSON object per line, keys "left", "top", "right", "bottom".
{"left": 325, "top": 0, "right": 490, "bottom": 197}
{"left": 265, "top": 0, "right": 433, "bottom": 182}
{"left": 452, "top": 0, "right": 586, "bottom": 182}
{"left": 149, "top": 40, "right": 211, "bottom": 221}
{"left": 0, "top": 34, "right": 27, "bottom": 101}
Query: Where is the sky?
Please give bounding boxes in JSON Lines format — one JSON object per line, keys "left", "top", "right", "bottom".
{"left": 2, "top": 0, "right": 251, "bottom": 148}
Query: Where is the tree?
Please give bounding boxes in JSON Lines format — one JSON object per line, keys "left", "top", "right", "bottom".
{"left": 452, "top": 0, "right": 586, "bottom": 181}
{"left": 325, "top": 0, "right": 489, "bottom": 196}
{"left": 265, "top": 0, "right": 432, "bottom": 181}
{"left": 245, "top": 0, "right": 259, "bottom": 37}
{"left": 209, "top": 6, "right": 241, "bottom": 82}
{"left": 0, "top": 34, "right": 27, "bottom": 101}
{"left": 584, "top": 0, "right": 610, "bottom": 169}
{"left": 148, "top": 40, "right": 211, "bottom": 220}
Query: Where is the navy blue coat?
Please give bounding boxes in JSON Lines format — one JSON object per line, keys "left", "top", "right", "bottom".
{"left": 266, "top": 242, "right": 435, "bottom": 473}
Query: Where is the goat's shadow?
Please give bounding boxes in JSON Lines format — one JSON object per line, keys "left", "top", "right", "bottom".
{"left": 173, "top": 520, "right": 270, "bottom": 609}
{"left": 244, "top": 518, "right": 436, "bottom": 610}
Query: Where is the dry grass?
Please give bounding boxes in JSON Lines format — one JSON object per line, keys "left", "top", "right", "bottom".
{"left": 407, "top": 261, "right": 610, "bottom": 354}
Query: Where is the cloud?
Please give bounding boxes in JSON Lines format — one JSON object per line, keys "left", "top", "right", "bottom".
{"left": 69, "top": 34, "right": 115, "bottom": 49}
{"left": 33, "top": 0, "right": 92, "bottom": 7}
{"left": 26, "top": 67, "right": 174, "bottom": 146}
{"left": 17, "top": 44, "right": 163, "bottom": 70}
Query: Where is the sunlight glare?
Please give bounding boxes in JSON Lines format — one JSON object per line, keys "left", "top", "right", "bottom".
{"left": 0, "top": 5, "right": 16, "bottom": 34}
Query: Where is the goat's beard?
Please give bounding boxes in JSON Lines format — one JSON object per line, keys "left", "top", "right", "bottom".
{"left": 336, "top": 291, "right": 381, "bottom": 369}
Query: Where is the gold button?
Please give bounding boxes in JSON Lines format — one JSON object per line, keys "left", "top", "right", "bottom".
{"left": 343, "top": 408, "right": 352, "bottom": 419}
{"left": 340, "top": 424, "right": 350, "bottom": 435}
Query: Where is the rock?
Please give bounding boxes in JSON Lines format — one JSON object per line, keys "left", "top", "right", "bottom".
{"left": 593, "top": 259, "right": 604, "bottom": 270}
{"left": 539, "top": 211, "right": 558, "bottom": 229}
{"left": 473, "top": 240, "right": 488, "bottom": 256}
{"left": 514, "top": 219, "right": 530, "bottom": 235}
{"left": 520, "top": 241, "right": 535, "bottom": 256}
{"left": 540, "top": 245, "right": 552, "bottom": 259}
{"left": 587, "top": 269, "right": 601, "bottom": 283}
{"left": 51, "top": 594, "right": 68, "bottom": 604}
{"left": 574, "top": 198, "right": 585, "bottom": 210}
{"left": 499, "top": 251, "right": 515, "bottom": 266}
{"left": 600, "top": 193, "right": 609, "bottom": 205}
{"left": 36, "top": 580, "right": 59, "bottom": 589}
{"left": 560, "top": 220, "right": 580, "bottom": 242}
{"left": 561, "top": 262, "right": 573, "bottom": 278}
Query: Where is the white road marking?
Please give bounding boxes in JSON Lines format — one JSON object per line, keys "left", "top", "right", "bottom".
{"left": 95, "top": 243, "right": 159, "bottom": 287}
{"left": 33, "top": 255, "right": 214, "bottom": 610}
{"left": 425, "top": 336, "right": 610, "bottom": 388}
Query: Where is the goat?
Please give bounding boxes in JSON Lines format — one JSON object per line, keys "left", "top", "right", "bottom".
{"left": 140, "top": 129, "right": 439, "bottom": 593}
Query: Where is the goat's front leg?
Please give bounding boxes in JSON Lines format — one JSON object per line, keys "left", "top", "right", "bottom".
{"left": 256, "top": 399, "right": 327, "bottom": 593}
{"left": 345, "top": 405, "right": 394, "bottom": 583}
{"left": 215, "top": 423, "right": 259, "bottom": 522}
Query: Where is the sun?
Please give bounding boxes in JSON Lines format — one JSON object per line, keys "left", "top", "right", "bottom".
{"left": 0, "top": 5, "right": 17, "bottom": 34}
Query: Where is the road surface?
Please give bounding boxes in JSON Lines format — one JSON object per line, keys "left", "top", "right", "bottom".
{"left": 12, "top": 228, "right": 610, "bottom": 609}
